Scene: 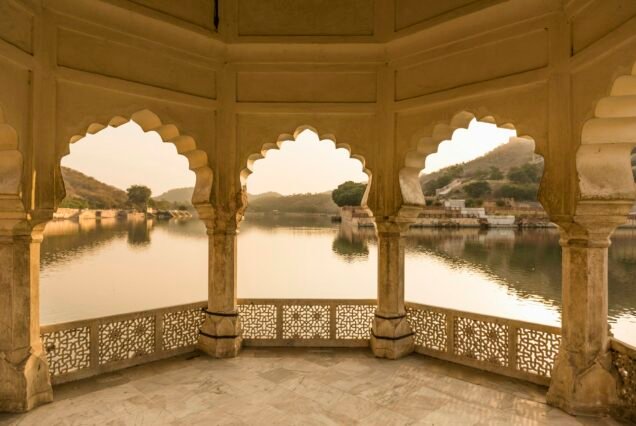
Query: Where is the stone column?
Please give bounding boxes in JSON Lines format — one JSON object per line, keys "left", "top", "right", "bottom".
{"left": 0, "top": 222, "right": 53, "bottom": 413}
{"left": 198, "top": 211, "right": 242, "bottom": 358}
{"left": 370, "top": 220, "right": 414, "bottom": 359}
{"left": 547, "top": 203, "right": 630, "bottom": 415}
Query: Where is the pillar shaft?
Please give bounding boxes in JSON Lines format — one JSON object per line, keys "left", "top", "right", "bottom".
{"left": 370, "top": 221, "right": 414, "bottom": 359}
{"left": 198, "top": 214, "right": 242, "bottom": 358}
{"left": 547, "top": 208, "right": 627, "bottom": 416}
{"left": 0, "top": 226, "right": 52, "bottom": 413}
{"left": 376, "top": 228, "right": 406, "bottom": 317}
{"left": 207, "top": 228, "right": 238, "bottom": 313}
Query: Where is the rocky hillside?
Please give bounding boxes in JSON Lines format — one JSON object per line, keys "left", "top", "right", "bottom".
{"left": 60, "top": 167, "right": 127, "bottom": 209}
{"left": 419, "top": 138, "right": 539, "bottom": 187}
{"left": 419, "top": 139, "right": 544, "bottom": 204}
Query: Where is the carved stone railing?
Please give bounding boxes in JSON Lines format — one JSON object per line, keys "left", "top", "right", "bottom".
{"left": 40, "top": 302, "right": 206, "bottom": 384}
{"left": 406, "top": 302, "right": 561, "bottom": 385}
{"left": 611, "top": 338, "right": 636, "bottom": 422}
{"left": 238, "top": 298, "right": 376, "bottom": 346}
{"left": 40, "top": 299, "right": 376, "bottom": 384}
{"left": 41, "top": 298, "right": 563, "bottom": 387}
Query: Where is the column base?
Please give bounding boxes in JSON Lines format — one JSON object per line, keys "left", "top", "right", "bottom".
{"left": 198, "top": 310, "right": 242, "bottom": 358}
{"left": 370, "top": 314, "right": 414, "bottom": 360}
{"left": 546, "top": 351, "right": 618, "bottom": 416}
{"left": 0, "top": 349, "right": 53, "bottom": 413}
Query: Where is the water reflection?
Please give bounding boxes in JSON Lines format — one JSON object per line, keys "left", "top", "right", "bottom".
{"left": 331, "top": 223, "right": 374, "bottom": 261}
{"left": 40, "top": 215, "right": 636, "bottom": 345}
{"left": 127, "top": 218, "right": 152, "bottom": 247}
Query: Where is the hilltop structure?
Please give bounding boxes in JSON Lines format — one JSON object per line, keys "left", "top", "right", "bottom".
{"left": 1, "top": 0, "right": 636, "bottom": 422}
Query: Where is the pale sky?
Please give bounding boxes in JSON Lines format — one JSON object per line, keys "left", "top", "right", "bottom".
{"left": 63, "top": 119, "right": 516, "bottom": 196}
{"left": 421, "top": 119, "right": 516, "bottom": 175}
{"left": 62, "top": 122, "right": 195, "bottom": 196}
{"left": 246, "top": 130, "right": 368, "bottom": 195}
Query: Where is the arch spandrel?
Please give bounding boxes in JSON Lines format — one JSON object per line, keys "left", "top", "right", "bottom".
{"left": 236, "top": 115, "right": 377, "bottom": 175}
{"left": 54, "top": 109, "right": 214, "bottom": 219}
{"left": 54, "top": 80, "right": 216, "bottom": 162}
{"left": 235, "top": 114, "right": 378, "bottom": 212}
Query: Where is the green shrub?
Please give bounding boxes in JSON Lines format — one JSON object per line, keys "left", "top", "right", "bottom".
{"left": 507, "top": 163, "right": 541, "bottom": 184}
{"left": 496, "top": 183, "right": 539, "bottom": 201}
{"left": 489, "top": 166, "right": 504, "bottom": 180}
{"left": 464, "top": 181, "right": 491, "bottom": 198}
{"left": 332, "top": 181, "right": 367, "bottom": 207}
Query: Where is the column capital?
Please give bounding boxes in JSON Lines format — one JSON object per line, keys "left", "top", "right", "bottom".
{"left": 373, "top": 205, "right": 421, "bottom": 235}
{"left": 554, "top": 200, "right": 633, "bottom": 248}
{"left": 204, "top": 188, "right": 248, "bottom": 234}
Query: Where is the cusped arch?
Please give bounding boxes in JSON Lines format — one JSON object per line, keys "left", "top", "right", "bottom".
{"left": 59, "top": 109, "right": 213, "bottom": 212}
{"left": 400, "top": 110, "right": 536, "bottom": 206}
{"left": 240, "top": 125, "right": 372, "bottom": 206}
{"left": 0, "top": 106, "right": 23, "bottom": 200}
{"left": 578, "top": 61, "right": 636, "bottom": 201}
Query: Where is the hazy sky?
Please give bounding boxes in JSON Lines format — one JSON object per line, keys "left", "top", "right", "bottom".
{"left": 62, "top": 122, "right": 195, "bottom": 196}
{"left": 422, "top": 119, "right": 516, "bottom": 174}
{"left": 63, "top": 119, "right": 516, "bottom": 196}
{"left": 246, "top": 130, "right": 368, "bottom": 195}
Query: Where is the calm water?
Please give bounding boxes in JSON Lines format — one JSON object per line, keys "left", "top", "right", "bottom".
{"left": 40, "top": 215, "right": 636, "bottom": 345}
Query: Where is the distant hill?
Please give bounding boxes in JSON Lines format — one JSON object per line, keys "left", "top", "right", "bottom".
{"left": 60, "top": 167, "right": 127, "bottom": 209}
{"left": 155, "top": 187, "right": 194, "bottom": 204}
{"left": 60, "top": 168, "right": 339, "bottom": 213}
{"left": 154, "top": 187, "right": 338, "bottom": 214}
{"left": 420, "top": 138, "right": 539, "bottom": 187}
{"left": 247, "top": 191, "right": 338, "bottom": 214}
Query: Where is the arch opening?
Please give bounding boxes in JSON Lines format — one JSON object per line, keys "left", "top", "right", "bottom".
{"left": 402, "top": 112, "right": 561, "bottom": 329}
{"left": 41, "top": 111, "right": 214, "bottom": 324}
{"left": 237, "top": 126, "right": 376, "bottom": 301}
{"left": 402, "top": 112, "right": 543, "bottom": 212}
{"left": 240, "top": 125, "right": 372, "bottom": 207}
{"left": 60, "top": 109, "right": 213, "bottom": 212}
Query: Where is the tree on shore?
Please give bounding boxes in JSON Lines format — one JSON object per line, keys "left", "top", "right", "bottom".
{"left": 127, "top": 185, "right": 152, "bottom": 211}
{"left": 507, "top": 163, "right": 541, "bottom": 184}
{"left": 495, "top": 183, "right": 538, "bottom": 201}
{"left": 332, "top": 181, "right": 367, "bottom": 207}
{"left": 464, "top": 180, "right": 491, "bottom": 198}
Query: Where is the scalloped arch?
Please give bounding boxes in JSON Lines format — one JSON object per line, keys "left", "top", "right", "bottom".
{"left": 400, "top": 110, "right": 536, "bottom": 206}
{"left": 0, "top": 105, "right": 23, "bottom": 198}
{"left": 240, "top": 125, "right": 372, "bottom": 206}
{"left": 60, "top": 109, "right": 213, "bottom": 209}
{"left": 578, "top": 61, "right": 636, "bottom": 201}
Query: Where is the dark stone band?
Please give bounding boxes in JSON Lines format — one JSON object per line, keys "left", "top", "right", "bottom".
{"left": 371, "top": 331, "right": 414, "bottom": 341}
{"left": 202, "top": 309, "right": 239, "bottom": 317}
{"left": 374, "top": 313, "right": 407, "bottom": 321}
{"left": 199, "top": 330, "right": 240, "bottom": 340}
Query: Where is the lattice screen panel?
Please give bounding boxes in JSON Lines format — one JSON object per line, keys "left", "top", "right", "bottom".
{"left": 98, "top": 316, "right": 155, "bottom": 364}
{"left": 42, "top": 327, "right": 91, "bottom": 376}
{"left": 336, "top": 305, "right": 375, "bottom": 339}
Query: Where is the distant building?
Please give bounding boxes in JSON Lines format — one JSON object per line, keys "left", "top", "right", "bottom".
{"left": 443, "top": 199, "right": 465, "bottom": 209}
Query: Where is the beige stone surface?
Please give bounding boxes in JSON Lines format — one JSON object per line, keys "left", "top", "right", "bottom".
{"left": 1, "top": 0, "right": 636, "bottom": 418}
{"left": 0, "top": 227, "right": 52, "bottom": 413}
{"left": 0, "top": 348, "right": 624, "bottom": 426}
{"left": 371, "top": 221, "right": 414, "bottom": 360}
{"left": 547, "top": 203, "right": 633, "bottom": 416}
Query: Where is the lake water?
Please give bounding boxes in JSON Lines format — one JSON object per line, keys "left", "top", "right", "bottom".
{"left": 40, "top": 215, "right": 636, "bottom": 346}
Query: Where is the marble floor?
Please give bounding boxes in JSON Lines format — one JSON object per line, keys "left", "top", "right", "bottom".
{"left": 0, "top": 348, "right": 626, "bottom": 425}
